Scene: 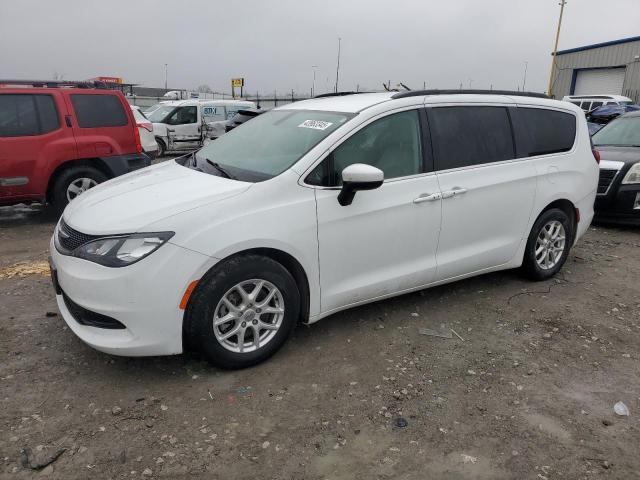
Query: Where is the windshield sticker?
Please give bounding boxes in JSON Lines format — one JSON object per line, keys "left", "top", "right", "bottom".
{"left": 298, "top": 120, "right": 333, "bottom": 130}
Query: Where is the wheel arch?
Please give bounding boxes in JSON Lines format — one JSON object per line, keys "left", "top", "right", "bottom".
{"left": 538, "top": 198, "right": 578, "bottom": 241}
{"left": 45, "top": 158, "right": 114, "bottom": 203}
{"left": 181, "top": 247, "right": 312, "bottom": 354}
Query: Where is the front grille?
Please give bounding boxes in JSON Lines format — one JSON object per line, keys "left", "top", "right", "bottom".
{"left": 597, "top": 169, "right": 618, "bottom": 195}
{"left": 58, "top": 218, "right": 100, "bottom": 252}
{"left": 62, "top": 290, "right": 126, "bottom": 329}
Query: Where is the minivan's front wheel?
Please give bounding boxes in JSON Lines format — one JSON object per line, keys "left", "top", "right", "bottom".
{"left": 522, "top": 208, "right": 573, "bottom": 281}
{"left": 185, "top": 255, "right": 300, "bottom": 369}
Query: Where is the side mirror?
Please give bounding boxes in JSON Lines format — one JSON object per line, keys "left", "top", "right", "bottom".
{"left": 337, "top": 164, "right": 384, "bottom": 206}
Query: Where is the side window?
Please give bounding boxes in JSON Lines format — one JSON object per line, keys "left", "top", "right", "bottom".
{"left": 306, "top": 110, "right": 423, "bottom": 186}
{"left": 570, "top": 101, "right": 581, "bottom": 107}
{"left": 429, "top": 106, "right": 515, "bottom": 170}
{"left": 168, "top": 106, "right": 198, "bottom": 125}
{"left": 34, "top": 95, "right": 60, "bottom": 134}
{"left": 590, "top": 101, "right": 603, "bottom": 109}
{"left": 71, "top": 94, "right": 128, "bottom": 128}
{"left": 202, "top": 106, "right": 226, "bottom": 121}
{"left": 511, "top": 107, "right": 576, "bottom": 157}
{"left": 580, "top": 101, "right": 591, "bottom": 111}
{"left": 0, "top": 94, "right": 39, "bottom": 137}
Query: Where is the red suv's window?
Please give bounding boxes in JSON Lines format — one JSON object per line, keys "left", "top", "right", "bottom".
{"left": 70, "top": 94, "right": 128, "bottom": 128}
{"left": 0, "top": 94, "right": 59, "bottom": 137}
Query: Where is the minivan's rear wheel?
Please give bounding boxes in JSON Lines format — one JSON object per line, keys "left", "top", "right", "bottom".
{"left": 185, "top": 255, "right": 299, "bottom": 369}
{"left": 522, "top": 208, "right": 573, "bottom": 281}
{"left": 51, "top": 166, "right": 108, "bottom": 213}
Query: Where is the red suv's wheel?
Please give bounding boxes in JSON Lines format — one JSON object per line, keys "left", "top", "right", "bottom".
{"left": 51, "top": 166, "right": 108, "bottom": 213}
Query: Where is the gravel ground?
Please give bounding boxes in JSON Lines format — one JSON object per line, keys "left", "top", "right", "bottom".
{"left": 1, "top": 203, "right": 639, "bottom": 480}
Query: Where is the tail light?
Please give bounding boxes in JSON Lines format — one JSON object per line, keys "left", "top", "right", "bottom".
{"left": 138, "top": 121, "right": 153, "bottom": 133}
{"left": 592, "top": 148, "right": 601, "bottom": 164}
{"left": 133, "top": 122, "right": 143, "bottom": 154}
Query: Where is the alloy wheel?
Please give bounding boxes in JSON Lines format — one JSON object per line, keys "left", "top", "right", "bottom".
{"left": 66, "top": 177, "right": 98, "bottom": 202}
{"left": 535, "top": 220, "right": 566, "bottom": 270}
{"left": 212, "top": 279, "right": 285, "bottom": 353}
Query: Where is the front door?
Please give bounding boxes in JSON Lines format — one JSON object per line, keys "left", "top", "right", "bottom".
{"left": 310, "top": 109, "right": 442, "bottom": 314}
{"left": 427, "top": 105, "right": 537, "bottom": 280}
{"left": 166, "top": 105, "right": 201, "bottom": 150}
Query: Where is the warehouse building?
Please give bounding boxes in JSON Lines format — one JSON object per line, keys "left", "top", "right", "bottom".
{"left": 551, "top": 35, "right": 640, "bottom": 102}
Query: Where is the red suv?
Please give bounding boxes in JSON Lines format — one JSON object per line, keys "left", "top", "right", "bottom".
{"left": 0, "top": 81, "right": 150, "bottom": 211}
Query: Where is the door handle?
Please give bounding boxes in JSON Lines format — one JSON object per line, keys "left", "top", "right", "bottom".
{"left": 413, "top": 192, "right": 441, "bottom": 204}
{"left": 442, "top": 186, "right": 468, "bottom": 199}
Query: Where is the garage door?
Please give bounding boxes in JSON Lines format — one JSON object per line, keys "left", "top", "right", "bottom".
{"left": 574, "top": 68, "right": 626, "bottom": 95}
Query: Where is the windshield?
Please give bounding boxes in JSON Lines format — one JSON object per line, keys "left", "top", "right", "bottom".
{"left": 179, "top": 109, "right": 355, "bottom": 182}
{"left": 592, "top": 116, "right": 640, "bottom": 147}
{"left": 148, "top": 105, "right": 176, "bottom": 123}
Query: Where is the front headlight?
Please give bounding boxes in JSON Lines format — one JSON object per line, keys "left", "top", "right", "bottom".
{"left": 74, "top": 232, "right": 174, "bottom": 267}
{"left": 622, "top": 163, "right": 640, "bottom": 185}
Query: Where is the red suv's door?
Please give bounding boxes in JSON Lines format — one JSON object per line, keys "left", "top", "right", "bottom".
{"left": 0, "top": 90, "right": 78, "bottom": 204}
{"left": 61, "top": 90, "right": 137, "bottom": 158}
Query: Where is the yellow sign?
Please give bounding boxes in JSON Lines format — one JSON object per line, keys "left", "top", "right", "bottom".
{"left": 231, "top": 78, "right": 244, "bottom": 87}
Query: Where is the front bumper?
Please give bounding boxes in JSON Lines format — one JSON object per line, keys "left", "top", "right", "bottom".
{"left": 594, "top": 184, "right": 640, "bottom": 225}
{"left": 50, "top": 236, "right": 213, "bottom": 356}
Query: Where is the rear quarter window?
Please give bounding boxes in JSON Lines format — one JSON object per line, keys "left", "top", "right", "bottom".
{"left": 70, "top": 94, "right": 128, "bottom": 128}
{"left": 512, "top": 108, "right": 576, "bottom": 157}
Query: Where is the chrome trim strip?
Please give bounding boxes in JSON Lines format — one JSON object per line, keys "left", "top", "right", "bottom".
{"left": 0, "top": 177, "right": 28, "bottom": 187}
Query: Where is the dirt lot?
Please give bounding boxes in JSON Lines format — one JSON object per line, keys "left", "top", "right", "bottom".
{"left": 1, "top": 203, "right": 639, "bottom": 480}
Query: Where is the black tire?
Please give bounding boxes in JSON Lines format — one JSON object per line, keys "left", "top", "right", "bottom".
{"left": 50, "top": 166, "right": 108, "bottom": 213}
{"left": 521, "top": 208, "right": 573, "bottom": 281}
{"left": 185, "top": 254, "right": 300, "bottom": 369}
{"left": 156, "top": 138, "right": 166, "bottom": 157}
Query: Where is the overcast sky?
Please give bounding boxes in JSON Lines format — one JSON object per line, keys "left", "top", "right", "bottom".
{"left": 1, "top": 0, "right": 639, "bottom": 95}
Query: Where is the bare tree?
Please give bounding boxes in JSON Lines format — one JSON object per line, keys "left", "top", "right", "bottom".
{"left": 196, "top": 84, "right": 213, "bottom": 93}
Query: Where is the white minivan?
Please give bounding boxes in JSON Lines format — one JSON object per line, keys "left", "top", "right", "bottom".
{"left": 50, "top": 91, "right": 599, "bottom": 368}
{"left": 147, "top": 99, "right": 255, "bottom": 155}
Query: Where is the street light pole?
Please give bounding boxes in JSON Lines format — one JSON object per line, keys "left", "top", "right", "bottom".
{"left": 334, "top": 37, "right": 341, "bottom": 93}
{"left": 522, "top": 61, "right": 528, "bottom": 91}
{"left": 164, "top": 64, "right": 168, "bottom": 90}
{"left": 547, "top": 0, "right": 567, "bottom": 98}
{"left": 311, "top": 65, "right": 317, "bottom": 97}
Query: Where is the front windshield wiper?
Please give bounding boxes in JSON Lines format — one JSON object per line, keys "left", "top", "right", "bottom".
{"left": 205, "top": 158, "right": 236, "bottom": 180}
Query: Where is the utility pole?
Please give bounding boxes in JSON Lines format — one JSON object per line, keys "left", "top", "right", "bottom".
{"left": 164, "top": 64, "right": 168, "bottom": 90}
{"left": 547, "top": 0, "right": 567, "bottom": 98}
{"left": 311, "top": 65, "right": 317, "bottom": 97}
{"left": 334, "top": 37, "right": 341, "bottom": 93}
{"left": 522, "top": 61, "right": 529, "bottom": 91}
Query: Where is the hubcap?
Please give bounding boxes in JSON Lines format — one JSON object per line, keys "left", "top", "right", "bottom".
{"left": 66, "top": 177, "right": 97, "bottom": 202}
{"left": 535, "top": 220, "right": 566, "bottom": 270}
{"left": 212, "top": 279, "right": 285, "bottom": 353}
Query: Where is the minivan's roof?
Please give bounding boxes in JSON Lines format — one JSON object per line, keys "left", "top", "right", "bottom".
{"left": 159, "top": 99, "right": 256, "bottom": 107}
{"left": 278, "top": 91, "right": 569, "bottom": 114}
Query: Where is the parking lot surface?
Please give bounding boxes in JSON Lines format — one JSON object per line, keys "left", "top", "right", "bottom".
{"left": 1, "top": 204, "right": 639, "bottom": 479}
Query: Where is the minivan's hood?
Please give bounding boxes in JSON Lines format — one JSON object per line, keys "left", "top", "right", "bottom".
{"left": 596, "top": 146, "right": 640, "bottom": 165}
{"left": 63, "top": 161, "right": 251, "bottom": 235}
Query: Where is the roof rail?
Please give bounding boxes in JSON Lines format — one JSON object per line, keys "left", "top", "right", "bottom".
{"left": 0, "top": 79, "right": 109, "bottom": 89}
{"left": 391, "top": 89, "right": 549, "bottom": 99}
{"left": 313, "top": 91, "right": 366, "bottom": 98}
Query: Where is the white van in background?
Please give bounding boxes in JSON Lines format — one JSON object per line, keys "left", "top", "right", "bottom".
{"left": 563, "top": 95, "right": 632, "bottom": 112}
{"left": 146, "top": 99, "right": 256, "bottom": 155}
